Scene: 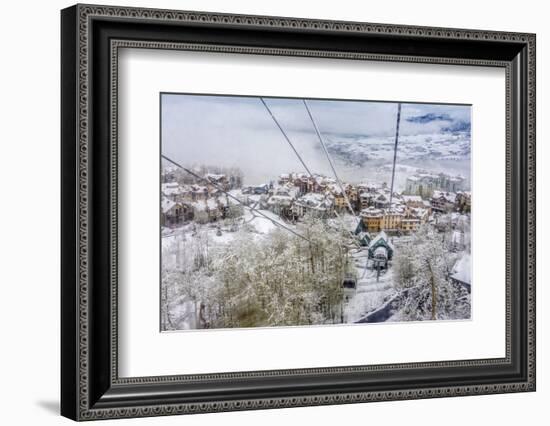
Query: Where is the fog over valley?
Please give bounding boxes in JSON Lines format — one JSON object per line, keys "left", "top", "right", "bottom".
{"left": 161, "top": 94, "right": 471, "bottom": 189}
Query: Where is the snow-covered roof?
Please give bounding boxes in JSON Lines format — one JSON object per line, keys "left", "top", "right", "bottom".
{"left": 368, "top": 231, "right": 394, "bottom": 250}
{"left": 161, "top": 182, "right": 184, "bottom": 196}
{"left": 451, "top": 253, "right": 471, "bottom": 284}
{"left": 161, "top": 198, "right": 177, "bottom": 213}
{"left": 273, "top": 187, "right": 290, "bottom": 196}
{"left": 360, "top": 207, "right": 383, "bottom": 217}
{"left": 433, "top": 191, "right": 457, "bottom": 203}
{"left": 295, "top": 193, "right": 333, "bottom": 210}
{"left": 299, "top": 192, "right": 325, "bottom": 202}
{"left": 357, "top": 231, "right": 369, "bottom": 240}
{"left": 385, "top": 207, "right": 405, "bottom": 216}
{"left": 205, "top": 173, "right": 226, "bottom": 181}
{"left": 402, "top": 195, "right": 423, "bottom": 203}
{"left": 411, "top": 207, "right": 429, "bottom": 218}
{"left": 267, "top": 195, "right": 293, "bottom": 207}
{"left": 272, "top": 184, "right": 298, "bottom": 198}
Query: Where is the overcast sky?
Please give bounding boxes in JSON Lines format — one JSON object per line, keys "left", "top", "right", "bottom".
{"left": 161, "top": 94, "right": 471, "bottom": 184}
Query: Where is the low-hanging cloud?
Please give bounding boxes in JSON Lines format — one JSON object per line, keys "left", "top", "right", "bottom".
{"left": 161, "top": 94, "right": 471, "bottom": 184}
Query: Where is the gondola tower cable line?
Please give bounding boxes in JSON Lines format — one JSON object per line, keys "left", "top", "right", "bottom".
{"left": 389, "top": 103, "right": 402, "bottom": 206}
{"left": 302, "top": 99, "right": 360, "bottom": 221}
{"left": 302, "top": 99, "right": 366, "bottom": 287}
{"left": 260, "top": 97, "right": 361, "bottom": 289}
{"left": 259, "top": 97, "right": 314, "bottom": 176}
{"left": 259, "top": 97, "right": 361, "bottom": 248}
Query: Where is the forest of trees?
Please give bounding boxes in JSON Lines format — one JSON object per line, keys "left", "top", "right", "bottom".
{"left": 162, "top": 215, "right": 355, "bottom": 330}
{"left": 392, "top": 224, "right": 471, "bottom": 321}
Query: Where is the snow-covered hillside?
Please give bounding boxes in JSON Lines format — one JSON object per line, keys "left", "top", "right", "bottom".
{"left": 324, "top": 132, "right": 470, "bottom": 166}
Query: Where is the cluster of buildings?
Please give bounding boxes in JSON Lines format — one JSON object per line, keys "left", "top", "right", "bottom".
{"left": 358, "top": 188, "right": 470, "bottom": 234}
{"left": 262, "top": 172, "right": 470, "bottom": 235}
{"left": 160, "top": 167, "right": 471, "bottom": 235}
{"left": 259, "top": 173, "right": 344, "bottom": 220}
{"left": 404, "top": 171, "right": 466, "bottom": 198}
{"left": 263, "top": 172, "right": 471, "bottom": 276}
{"left": 160, "top": 172, "right": 243, "bottom": 226}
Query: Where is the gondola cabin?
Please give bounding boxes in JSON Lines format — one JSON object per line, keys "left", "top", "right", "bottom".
{"left": 368, "top": 231, "right": 394, "bottom": 269}
{"left": 342, "top": 273, "right": 356, "bottom": 290}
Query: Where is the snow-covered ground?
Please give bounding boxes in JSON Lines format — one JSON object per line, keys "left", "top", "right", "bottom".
{"left": 242, "top": 208, "right": 286, "bottom": 237}
{"left": 343, "top": 248, "right": 397, "bottom": 323}
{"left": 163, "top": 207, "right": 292, "bottom": 250}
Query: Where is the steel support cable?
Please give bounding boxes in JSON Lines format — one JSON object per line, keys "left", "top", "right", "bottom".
{"left": 259, "top": 98, "right": 314, "bottom": 177}
{"left": 260, "top": 98, "right": 362, "bottom": 246}
{"left": 302, "top": 99, "right": 358, "bottom": 219}
{"left": 302, "top": 100, "right": 364, "bottom": 250}
{"left": 261, "top": 97, "right": 349, "bottom": 234}
{"left": 389, "top": 103, "right": 402, "bottom": 206}
{"left": 259, "top": 98, "right": 360, "bottom": 248}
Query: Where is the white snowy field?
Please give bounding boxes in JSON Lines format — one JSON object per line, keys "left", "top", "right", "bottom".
{"left": 162, "top": 207, "right": 291, "bottom": 254}
{"left": 325, "top": 132, "right": 470, "bottom": 165}
{"left": 318, "top": 132, "right": 471, "bottom": 191}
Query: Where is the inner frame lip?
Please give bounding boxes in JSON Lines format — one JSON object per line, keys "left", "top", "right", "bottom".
{"left": 108, "top": 38, "right": 513, "bottom": 386}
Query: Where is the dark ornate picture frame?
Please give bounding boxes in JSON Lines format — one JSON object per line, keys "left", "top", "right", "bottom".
{"left": 61, "top": 4, "right": 536, "bottom": 421}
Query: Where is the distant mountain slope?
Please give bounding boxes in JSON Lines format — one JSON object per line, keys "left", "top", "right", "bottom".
{"left": 323, "top": 132, "right": 471, "bottom": 168}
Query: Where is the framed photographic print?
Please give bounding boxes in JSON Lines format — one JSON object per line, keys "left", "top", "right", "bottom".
{"left": 61, "top": 4, "right": 536, "bottom": 421}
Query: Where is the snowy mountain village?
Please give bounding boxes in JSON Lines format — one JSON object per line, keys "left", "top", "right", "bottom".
{"left": 161, "top": 164, "right": 472, "bottom": 330}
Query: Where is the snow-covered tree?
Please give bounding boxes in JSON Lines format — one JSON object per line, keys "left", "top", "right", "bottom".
{"left": 393, "top": 224, "right": 470, "bottom": 321}
{"left": 210, "top": 214, "right": 350, "bottom": 328}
